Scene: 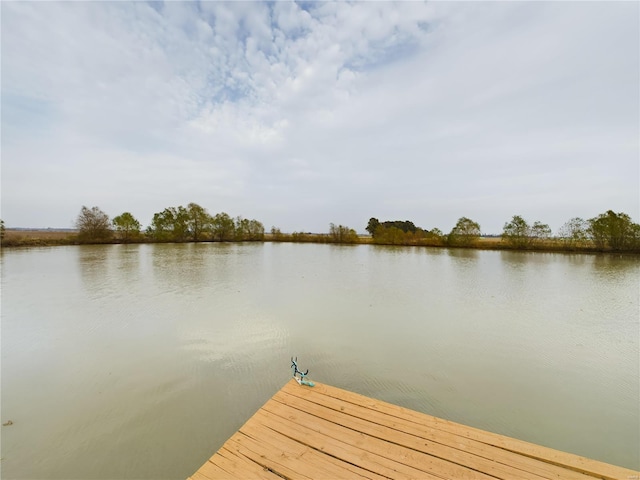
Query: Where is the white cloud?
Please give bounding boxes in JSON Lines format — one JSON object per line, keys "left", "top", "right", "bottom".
{"left": 1, "top": 1, "right": 637, "bottom": 234}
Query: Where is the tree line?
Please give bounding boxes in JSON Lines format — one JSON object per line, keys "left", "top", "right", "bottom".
{"left": 365, "top": 216, "right": 479, "bottom": 247}
{"left": 2, "top": 208, "right": 638, "bottom": 253}
{"left": 74, "top": 204, "right": 265, "bottom": 243}
{"left": 364, "top": 210, "right": 640, "bottom": 252}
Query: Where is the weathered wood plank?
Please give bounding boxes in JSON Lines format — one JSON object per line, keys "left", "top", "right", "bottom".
{"left": 189, "top": 380, "right": 640, "bottom": 480}
{"left": 212, "top": 446, "right": 283, "bottom": 480}
{"left": 287, "top": 381, "right": 637, "bottom": 480}
{"left": 272, "top": 389, "right": 533, "bottom": 480}
{"left": 252, "top": 408, "right": 435, "bottom": 480}
{"left": 279, "top": 383, "right": 595, "bottom": 480}
{"left": 252, "top": 408, "right": 445, "bottom": 480}
{"left": 191, "top": 459, "right": 239, "bottom": 480}
{"left": 242, "top": 418, "right": 395, "bottom": 479}
{"left": 223, "top": 432, "right": 315, "bottom": 480}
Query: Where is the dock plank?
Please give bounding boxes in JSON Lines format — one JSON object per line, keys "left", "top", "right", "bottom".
{"left": 278, "top": 383, "right": 593, "bottom": 480}
{"left": 292, "top": 381, "right": 634, "bottom": 480}
{"left": 190, "top": 380, "right": 639, "bottom": 480}
{"left": 240, "top": 421, "right": 384, "bottom": 479}
{"left": 268, "top": 393, "right": 499, "bottom": 479}
{"left": 274, "top": 389, "right": 554, "bottom": 480}
{"left": 189, "top": 459, "right": 239, "bottom": 480}
{"left": 223, "top": 432, "right": 316, "bottom": 480}
{"left": 212, "top": 446, "right": 283, "bottom": 480}
{"left": 253, "top": 408, "right": 447, "bottom": 480}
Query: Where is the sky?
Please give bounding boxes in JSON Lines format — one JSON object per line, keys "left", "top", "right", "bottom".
{"left": 1, "top": 1, "right": 638, "bottom": 235}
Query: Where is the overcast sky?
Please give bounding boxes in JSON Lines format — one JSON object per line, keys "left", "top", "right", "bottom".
{"left": 2, "top": 1, "right": 638, "bottom": 234}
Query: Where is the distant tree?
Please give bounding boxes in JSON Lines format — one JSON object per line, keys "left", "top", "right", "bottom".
{"left": 247, "top": 219, "right": 265, "bottom": 241}
{"left": 448, "top": 217, "right": 481, "bottom": 246}
{"left": 148, "top": 206, "right": 189, "bottom": 242}
{"left": 369, "top": 218, "right": 423, "bottom": 242}
{"left": 381, "top": 220, "right": 417, "bottom": 233}
{"left": 76, "top": 206, "right": 112, "bottom": 242}
{"left": 502, "top": 216, "right": 554, "bottom": 248}
{"left": 0, "top": 219, "right": 5, "bottom": 242}
{"left": 502, "top": 215, "right": 531, "bottom": 248}
{"left": 531, "top": 221, "right": 552, "bottom": 246}
{"left": 147, "top": 210, "right": 171, "bottom": 241}
{"left": 366, "top": 218, "right": 380, "bottom": 236}
{"left": 211, "top": 212, "right": 235, "bottom": 241}
{"left": 558, "top": 217, "right": 589, "bottom": 249}
{"left": 234, "top": 216, "right": 265, "bottom": 241}
{"left": 173, "top": 206, "right": 190, "bottom": 241}
{"left": 329, "top": 223, "right": 359, "bottom": 243}
{"left": 235, "top": 216, "right": 250, "bottom": 241}
{"left": 270, "top": 226, "right": 283, "bottom": 241}
{"left": 187, "top": 203, "right": 213, "bottom": 241}
{"left": 373, "top": 226, "right": 406, "bottom": 245}
{"left": 112, "top": 212, "right": 141, "bottom": 243}
{"left": 588, "top": 210, "right": 640, "bottom": 251}
{"left": 416, "top": 228, "right": 444, "bottom": 246}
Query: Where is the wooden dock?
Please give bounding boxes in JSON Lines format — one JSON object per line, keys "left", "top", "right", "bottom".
{"left": 189, "top": 379, "right": 638, "bottom": 480}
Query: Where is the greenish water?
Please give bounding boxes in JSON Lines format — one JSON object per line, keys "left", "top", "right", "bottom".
{"left": 1, "top": 243, "right": 638, "bottom": 479}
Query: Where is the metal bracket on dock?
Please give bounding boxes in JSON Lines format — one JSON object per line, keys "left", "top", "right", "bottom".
{"left": 291, "top": 357, "right": 315, "bottom": 387}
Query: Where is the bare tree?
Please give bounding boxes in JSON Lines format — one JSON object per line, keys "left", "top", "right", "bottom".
{"left": 329, "top": 223, "right": 358, "bottom": 243}
{"left": 76, "top": 206, "right": 112, "bottom": 242}
{"left": 558, "top": 217, "right": 588, "bottom": 249}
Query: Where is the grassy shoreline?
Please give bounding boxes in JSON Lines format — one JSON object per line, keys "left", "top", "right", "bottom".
{"left": 2, "top": 229, "right": 637, "bottom": 254}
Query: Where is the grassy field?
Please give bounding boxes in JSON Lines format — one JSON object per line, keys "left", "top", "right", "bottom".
{"left": 2, "top": 229, "right": 79, "bottom": 247}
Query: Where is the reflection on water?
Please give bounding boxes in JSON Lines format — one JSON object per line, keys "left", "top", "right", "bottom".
{"left": 1, "top": 244, "right": 638, "bottom": 479}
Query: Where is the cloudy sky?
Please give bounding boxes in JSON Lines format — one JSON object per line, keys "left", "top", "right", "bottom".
{"left": 2, "top": 1, "right": 638, "bottom": 234}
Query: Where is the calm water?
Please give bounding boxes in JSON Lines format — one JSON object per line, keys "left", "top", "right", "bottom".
{"left": 1, "top": 243, "right": 638, "bottom": 478}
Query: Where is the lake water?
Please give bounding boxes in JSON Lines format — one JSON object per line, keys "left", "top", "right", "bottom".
{"left": 1, "top": 243, "right": 638, "bottom": 478}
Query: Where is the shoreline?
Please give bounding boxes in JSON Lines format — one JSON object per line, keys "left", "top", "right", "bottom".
{"left": 2, "top": 229, "right": 638, "bottom": 254}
